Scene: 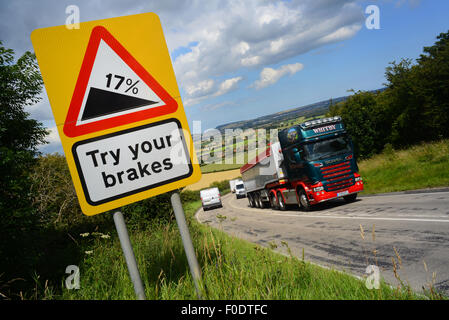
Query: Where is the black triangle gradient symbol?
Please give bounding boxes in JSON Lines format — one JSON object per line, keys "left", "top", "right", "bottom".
{"left": 81, "top": 87, "right": 159, "bottom": 121}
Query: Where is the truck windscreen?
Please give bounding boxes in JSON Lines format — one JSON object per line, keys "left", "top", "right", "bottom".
{"left": 303, "top": 135, "right": 351, "bottom": 161}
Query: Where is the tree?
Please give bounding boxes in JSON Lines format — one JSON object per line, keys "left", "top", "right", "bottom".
{"left": 328, "top": 90, "right": 384, "bottom": 158}
{"left": 0, "top": 41, "right": 48, "bottom": 237}
{"left": 328, "top": 30, "right": 449, "bottom": 157}
{"left": 382, "top": 58, "right": 428, "bottom": 147}
{"left": 416, "top": 31, "right": 449, "bottom": 141}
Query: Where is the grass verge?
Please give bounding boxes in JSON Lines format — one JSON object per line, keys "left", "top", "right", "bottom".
{"left": 359, "top": 140, "right": 449, "bottom": 194}
{"left": 56, "top": 198, "right": 433, "bottom": 300}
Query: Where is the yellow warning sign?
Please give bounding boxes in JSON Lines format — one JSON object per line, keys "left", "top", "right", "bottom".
{"left": 31, "top": 13, "right": 201, "bottom": 216}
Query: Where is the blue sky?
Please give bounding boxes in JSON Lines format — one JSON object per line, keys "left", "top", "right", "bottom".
{"left": 0, "top": 0, "right": 448, "bottom": 153}
{"left": 184, "top": 0, "right": 449, "bottom": 129}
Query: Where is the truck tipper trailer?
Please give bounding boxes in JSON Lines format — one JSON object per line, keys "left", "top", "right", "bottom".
{"left": 240, "top": 116, "right": 364, "bottom": 211}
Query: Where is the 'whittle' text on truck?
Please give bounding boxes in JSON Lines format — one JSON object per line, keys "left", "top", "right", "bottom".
{"left": 240, "top": 116, "right": 364, "bottom": 211}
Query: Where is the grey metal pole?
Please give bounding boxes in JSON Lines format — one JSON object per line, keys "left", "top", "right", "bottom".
{"left": 113, "top": 210, "right": 146, "bottom": 300}
{"left": 170, "top": 192, "right": 203, "bottom": 299}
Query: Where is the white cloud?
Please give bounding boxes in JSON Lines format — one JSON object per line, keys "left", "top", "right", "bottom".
{"left": 185, "top": 79, "right": 215, "bottom": 97}
{"left": 252, "top": 63, "right": 304, "bottom": 89}
{"left": 167, "top": 0, "right": 364, "bottom": 105}
{"left": 184, "top": 76, "right": 243, "bottom": 106}
{"left": 216, "top": 76, "right": 243, "bottom": 96}
{"left": 38, "top": 126, "right": 63, "bottom": 154}
{"left": 233, "top": 41, "right": 250, "bottom": 55}
{"left": 27, "top": 94, "right": 53, "bottom": 122}
{"left": 0, "top": 0, "right": 364, "bottom": 110}
{"left": 241, "top": 56, "right": 261, "bottom": 67}
{"left": 46, "top": 126, "right": 61, "bottom": 144}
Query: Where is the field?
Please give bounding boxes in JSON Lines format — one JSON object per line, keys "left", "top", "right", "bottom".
{"left": 184, "top": 169, "right": 241, "bottom": 191}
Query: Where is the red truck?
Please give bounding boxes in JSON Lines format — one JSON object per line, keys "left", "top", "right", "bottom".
{"left": 240, "top": 116, "right": 364, "bottom": 211}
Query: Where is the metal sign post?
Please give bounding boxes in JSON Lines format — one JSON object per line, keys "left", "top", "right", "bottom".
{"left": 170, "top": 192, "right": 203, "bottom": 299}
{"left": 113, "top": 210, "right": 146, "bottom": 300}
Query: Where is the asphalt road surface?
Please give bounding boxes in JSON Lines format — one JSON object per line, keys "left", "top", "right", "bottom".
{"left": 196, "top": 190, "right": 449, "bottom": 295}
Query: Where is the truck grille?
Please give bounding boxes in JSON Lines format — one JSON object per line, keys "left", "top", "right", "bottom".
{"left": 320, "top": 161, "right": 354, "bottom": 192}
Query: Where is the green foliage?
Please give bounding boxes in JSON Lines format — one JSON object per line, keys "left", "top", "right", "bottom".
{"left": 327, "top": 30, "right": 449, "bottom": 159}
{"left": 0, "top": 41, "right": 48, "bottom": 212}
{"left": 209, "top": 180, "right": 231, "bottom": 193}
{"left": 180, "top": 189, "right": 200, "bottom": 203}
{"left": 0, "top": 41, "right": 51, "bottom": 298}
{"left": 122, "top": 193, "right": 174, "bottom": 231}
{"left": 30, "top": 153, "right": 80, "bottom": 227}
{"left": 328, "top": 90, "right": 386, "bottom": 158}
{"left": 29, "top": 153, "right": 112, "bottom": 231}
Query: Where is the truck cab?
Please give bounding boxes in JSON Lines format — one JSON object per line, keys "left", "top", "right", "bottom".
{"left": 278, "top": 116, "right": 363, "bottom": 209}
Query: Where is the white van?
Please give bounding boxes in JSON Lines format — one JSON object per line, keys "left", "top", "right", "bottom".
{"left": 200, "top": 187, "right": 222, "bottom": 211}
{"left": 235, "top": 181, "right": 246, "bottom": 199}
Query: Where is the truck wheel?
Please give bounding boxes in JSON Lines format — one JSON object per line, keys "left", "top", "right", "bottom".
{"left": 256, "top": 194, "right": 263, "bottom": 208}
{"left": 270, "top": 193, "right": 279, "bottom": 210}
{"left": 344, "top": 193, "right": 357, "bottom": 203}
{"left": 248, "top": 194, "right": 254, "bottom": 207}
{"left": 297, "top": 189, "right": 311, "bottom": 211}
{"left": 250, "top": 194, "right": 256, "bottom": 207}
{"left": 277, "top": 191, "right": 287, "bottom": 211}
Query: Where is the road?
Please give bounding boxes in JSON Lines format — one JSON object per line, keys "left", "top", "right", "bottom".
{"left": 196, "top": 190, "right": 449, "bottom": 295}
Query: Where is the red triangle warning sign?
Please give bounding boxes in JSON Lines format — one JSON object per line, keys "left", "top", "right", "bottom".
{"left": 64, "top": 26, "right": 178, "bottom": 137}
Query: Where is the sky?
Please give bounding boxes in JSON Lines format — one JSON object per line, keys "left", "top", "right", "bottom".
{"left": 1, "top": 0, "right": 448, "bottom": 154}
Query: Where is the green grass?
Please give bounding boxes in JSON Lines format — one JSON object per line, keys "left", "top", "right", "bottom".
{"left": 200, "top": 163, "right": 242, "bottom": 173}
{"left": 54, "top": 199, "right": 435, "bottom": 300}
{"left": 360, "top": 140, "right": 449, "bottom": 194}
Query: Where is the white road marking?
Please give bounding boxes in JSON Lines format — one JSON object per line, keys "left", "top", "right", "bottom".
{"left": 227, "top": 197, "right": 449, "bottom": 223}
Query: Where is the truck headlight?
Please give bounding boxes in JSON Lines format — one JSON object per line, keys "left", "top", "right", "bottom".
{"left": 355, "top": 177, "right": 362, "bottom": 182}
{"left": 313, "top": 186, "right": 324, "bottom": 192}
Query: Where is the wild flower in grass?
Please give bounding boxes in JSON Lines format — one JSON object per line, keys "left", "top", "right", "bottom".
{"left": 80, "top": 233, "right": 89, "bottom": 237}
{"left": 100, "top": 234, "right": 110, "bottom": 239}
{"left": 85, "top": 250, "right": 93, "bottom": 255}
{"left": 269, "top": 241, "right": 278, "bottom": 250}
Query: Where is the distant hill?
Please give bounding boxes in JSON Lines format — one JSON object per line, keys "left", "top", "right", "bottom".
{"left": 215, "top": 89, "right": 385, "bottom": 132}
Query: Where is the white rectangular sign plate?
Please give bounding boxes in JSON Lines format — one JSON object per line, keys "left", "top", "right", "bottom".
{"left": 73, "top": 118, "right": 193, "bottom": 205}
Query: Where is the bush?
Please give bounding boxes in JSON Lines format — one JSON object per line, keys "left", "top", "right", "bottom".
{"left": 209, "top": 180, "right": 231, "bottom": 194}
{"left": 180, "top": 189, "right": 200, "bottom": 203}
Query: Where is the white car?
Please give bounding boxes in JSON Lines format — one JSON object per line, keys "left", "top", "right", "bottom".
{"left": 200, "top": 187, "right": 222, "bottom": 211}
{"left": 235, "top": 181, "right": 246, "bottom": 199}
